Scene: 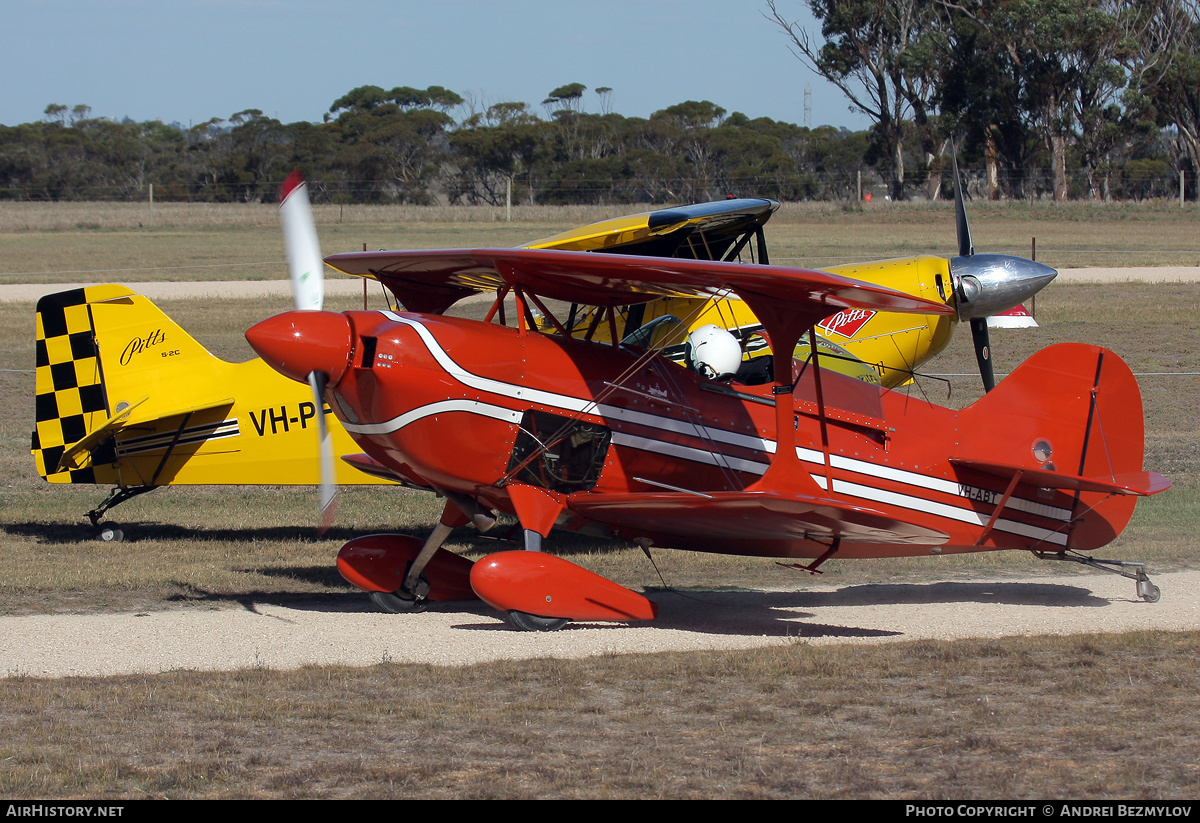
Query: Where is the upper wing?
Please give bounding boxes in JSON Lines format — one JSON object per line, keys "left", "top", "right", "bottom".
{"left": 522, "top": 198, "right": 779, "bottom": 256}
{"left": 324, "top": 247, "right": 955, "bottom": 325}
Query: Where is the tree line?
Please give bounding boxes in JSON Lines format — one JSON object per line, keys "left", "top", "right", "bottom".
{"left": 0, "top": 93, "right": 889, "bottom": 205}
{"left": 1, "top": 0, "right": 1195, "bottom": 205}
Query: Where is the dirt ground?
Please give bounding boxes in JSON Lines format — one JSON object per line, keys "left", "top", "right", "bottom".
{"left": 1, "top": 568, "right": 1194, "bottom": 678}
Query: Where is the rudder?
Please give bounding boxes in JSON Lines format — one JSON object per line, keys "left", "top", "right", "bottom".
{"left": 32, "top": 286, "right": 123, "bottom": 482}
{"left": 957, "top": 342, "right": 1164, "bottom": 551}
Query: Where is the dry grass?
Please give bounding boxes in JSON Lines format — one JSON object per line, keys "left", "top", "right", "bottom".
{"left": 0, "top": 201, "right": 625, "bottom": 232}
{"left": 0, "top": 209, "right": 1197, "bottom": 798}
{"left": 1, "top": 631, "right": 1197, "bottom": 798}
{"left": 0, "top": 200, "right": 1196, "bottom": 286}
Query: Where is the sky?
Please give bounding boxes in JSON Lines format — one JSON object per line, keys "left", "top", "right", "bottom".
{"left": 2, "top": 0, "right": 871, "bottom": 131}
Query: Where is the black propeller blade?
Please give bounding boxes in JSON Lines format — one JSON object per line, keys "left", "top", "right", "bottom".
{"left": 970, "top": 317, "right": 996, "bottom": 393}
{"left": 953, "top": 155, "right": 974, "bottom": 259}
{"left": 953, "top": 155, "right": 996, "bottom": 393}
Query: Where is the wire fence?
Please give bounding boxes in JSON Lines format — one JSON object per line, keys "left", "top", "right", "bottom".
{"left": 0, "top": 169, "right": 1193, "bottom": 204}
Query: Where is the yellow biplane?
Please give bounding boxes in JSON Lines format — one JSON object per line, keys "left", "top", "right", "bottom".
{"left": 515, "top": 196, "right": 1055, "bottom": 390}
{"left": 33, "top": 189, "right": 1052, "bottom": 539}
{"left": 30, "top": 284, "right": 394, "bottom": 540}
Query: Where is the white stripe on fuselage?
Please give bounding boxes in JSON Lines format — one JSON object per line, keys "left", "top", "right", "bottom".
{"left": 116, "top": 419, "right": 240, "bottom": 456}
{"left": 342, "top": 399, "right": 522, "bottom": 436}
{"left": 379, "top": 311, "right": 773, "bottom": 454}
{"left": 809, "top": 475, "right": 1069, "bottom": 546}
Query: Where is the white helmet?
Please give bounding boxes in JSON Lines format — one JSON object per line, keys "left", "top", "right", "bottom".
{"left": 685, "top": 324, "right": 742, "bottom": 381}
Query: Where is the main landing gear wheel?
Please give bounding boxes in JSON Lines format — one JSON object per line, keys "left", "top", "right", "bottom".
{"left": 504, "top": 610, "right": 569, "bottom": 632}
{"left": 369, "top": 590, "right": 428, "bottom": 614}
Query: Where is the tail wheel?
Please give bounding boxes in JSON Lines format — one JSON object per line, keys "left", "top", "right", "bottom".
{"left": 505, "top": 610, "right": 568, "bottom": 632}
{"left": 98, "top": 525, "right": 124, "bottom": 543}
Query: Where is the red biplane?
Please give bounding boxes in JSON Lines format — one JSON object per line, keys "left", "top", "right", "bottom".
{"left": 247, "top": 174, "right": 1170, "bottom": 630}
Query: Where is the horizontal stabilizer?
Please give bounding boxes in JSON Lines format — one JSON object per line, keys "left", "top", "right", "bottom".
{"left": 124, "top": 397, "right": 235, "bottom": 426}
{"left": 568, "top": 488, "right": 949, "bottom": 549}
{"left": 56, "top": 397, "right": 148, "bottom": 472}
{"left": 951, "top": 458, "right": 1171, "bottom": 497}
{"left": 56, "top": 396, "right": 234, "bottom": 473}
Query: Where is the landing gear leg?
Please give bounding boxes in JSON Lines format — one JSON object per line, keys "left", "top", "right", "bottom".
{"left": 1035, "top": 550, "right": 1161, "bottom": 603}
{"left": 376, "top": 495, "right": 483, "bottom": 612}
{"left": 87, "top": 486, "right": 156, "bottom": 542}
{"left": 442, "top": 490, "right": 501, "bottom": 536}
{"left": 376, "top": 520, "right": 453, "bottom": 612}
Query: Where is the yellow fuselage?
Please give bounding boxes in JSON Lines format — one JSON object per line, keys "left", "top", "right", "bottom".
{"left": 567, "top": 256, "right": 956, "bottom": 388}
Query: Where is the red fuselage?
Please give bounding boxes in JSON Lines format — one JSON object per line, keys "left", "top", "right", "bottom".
{"left": 248, "top": 308, "right": 1146, "bottom": 561}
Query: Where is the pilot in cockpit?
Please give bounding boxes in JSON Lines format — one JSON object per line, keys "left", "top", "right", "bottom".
{"left": 684, "top": 324, "right": 743, "bottom": 382}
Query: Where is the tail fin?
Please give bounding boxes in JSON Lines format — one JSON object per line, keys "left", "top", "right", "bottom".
{"left": 32, "top": 284, "right": 229, "bottom": 484}
{"left": 33, "top": 285, "right": 128, "bottom": 482}
{"left": 956, "top": 342, "right": 1168, "bottom": 551}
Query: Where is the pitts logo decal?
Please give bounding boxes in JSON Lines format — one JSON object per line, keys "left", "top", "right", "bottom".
{"left": 249, "top": 402, "right": 326, "bottom": 436}
{"left": 120, "top": 329, "right": 168, "bottom": 365}
{"left": 818, "top": 309, "right": 875, "bottom": 339}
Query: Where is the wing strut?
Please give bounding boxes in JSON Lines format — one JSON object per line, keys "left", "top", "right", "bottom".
{"left": 736, "top": 290, "right": 827, "bottom": 491}
{"left": 806, "top": 331, "right": 834, "bottom": 489}
{"left": 777, "top": 537, "right": 841, "bottom": 575}
{"left": 483, "top": 285, "right": 510, "bottom": 325}
{"left": 147, "top": 411, "right": 195, "bottom": 486}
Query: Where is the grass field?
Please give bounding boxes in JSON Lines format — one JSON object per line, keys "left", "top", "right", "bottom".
{"left": 0, "top": 203, "right": 1197, "bottom": 799}
{"left": 1, "top": 199, "right": 1197, "bottom": 285}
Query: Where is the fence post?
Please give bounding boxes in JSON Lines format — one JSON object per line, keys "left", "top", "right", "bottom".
{"left": 1030, "top": 237, "right": 1036, "bottom": 319}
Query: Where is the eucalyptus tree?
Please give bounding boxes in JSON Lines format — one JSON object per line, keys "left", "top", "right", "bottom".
{"left": 542, "top": 83, "right": 587, "bottom": 115}
{"left": 633, "top": 100, "right": 728, "bottom": 201}
{"left": 326, "top": 85, "right": 462, "bottom": 203}
{"left": 448, "top": 102, "right": 548, "bottom": 205}
{"left": 978, "top": 0, "right": 1132, "bottom": 200}
{"left": 0, "top": 112, "right": 192, "bottom": 200}
{"left": 542, "top": 83, "right": 593, "bottom": 163}
{"left": 766, "top": 0, "right": 947, "bottom": 200}
{"left": 1126, "top": 0, "right": 1200, "bottom": 199}
{"left": 708, "top": 114, "right": 815, "bottom": 200}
